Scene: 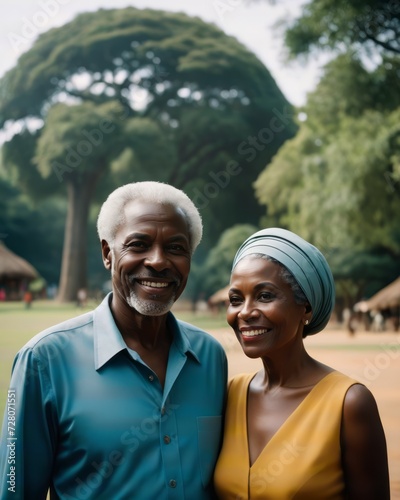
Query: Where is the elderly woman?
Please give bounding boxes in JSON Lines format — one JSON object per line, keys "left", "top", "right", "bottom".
{"left": 214, "top": 228, "right": 390, "bottom": 499}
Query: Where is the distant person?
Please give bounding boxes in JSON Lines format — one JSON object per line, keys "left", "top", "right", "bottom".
{"left": 0, "top": 181, "right": 227, "bottom": 499}
{"left": 23, "top": 290, "right": 32, "bottom": 309}
{"left": 0, "top": 288, "right": 5, "bottom": 301}
{"left": 76, "top": 287, "right": 87, "bottom": 308}
{"left": 214, "top": 228, "right": 390, "bottom": 499}
{"left": 371, "top": 311, "right": 384, "bottom": 332}
{"left": 46, "top": 284, "right": 57, "bottom": 300}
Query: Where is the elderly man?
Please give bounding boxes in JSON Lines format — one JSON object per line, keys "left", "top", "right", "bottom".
{"left": 0, "top": 182, "right": 227, "bottom": 499}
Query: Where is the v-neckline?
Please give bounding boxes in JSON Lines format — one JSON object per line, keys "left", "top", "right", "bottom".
{"left": 246, "top": 371, "right": 336, "bottom": 468}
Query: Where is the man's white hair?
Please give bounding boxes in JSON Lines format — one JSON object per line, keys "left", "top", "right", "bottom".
{"left": 97, "top": 181, "right": 203, "bottom": 254}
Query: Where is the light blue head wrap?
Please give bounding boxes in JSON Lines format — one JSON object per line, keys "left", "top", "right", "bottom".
{"left": 232, "top": 228, "right": 335, "bottom": 335}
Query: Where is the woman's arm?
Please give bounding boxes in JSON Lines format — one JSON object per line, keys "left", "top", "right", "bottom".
{"left": 341, "top": 383, "right": 390, "bottom": 499}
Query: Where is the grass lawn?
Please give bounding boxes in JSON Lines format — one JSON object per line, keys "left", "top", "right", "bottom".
{"left": 0, "top": 300, "right": 394, "bottom": 416}
{"left": 0, "top": 300, "right": 228, "bottom": 416}
{"left": 0, "top": 301, "right": 88, "bottom": 416}
{"left": 1, "top": 302, "right": 399, "bottom": 497}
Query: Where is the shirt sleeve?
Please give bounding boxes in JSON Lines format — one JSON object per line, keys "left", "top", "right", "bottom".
{"left": 0, "top": 347, "right": 57, "bottom": 500}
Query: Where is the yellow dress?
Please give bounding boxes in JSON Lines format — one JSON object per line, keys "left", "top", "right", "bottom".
{"left": 214, "top": 371, "right": 358, "bottom": 499}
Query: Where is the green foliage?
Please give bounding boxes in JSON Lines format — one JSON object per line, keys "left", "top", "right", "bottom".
{"left": 254, "top": 52, "right": 400, "bottom": 303}
{"left": 305, "top": 54, "right": 400, "bottom": 135}
{"left": 305, "top": 54, "right": 378, "bottom": 134}
{"left": 35, "top": 100, "right": 125, "bottom": 183}
{"left": 2, "top": 130, "right": 60, "bottom": 200}
{"left": 283, "top": 0, "right": 399, "bottom": 58}
{"left": 256, "top": 112, "right": 400, "bottom": 256}
{"left": 202, "top": 224, "right": 259, "bottom": 297}
{"left": 0, "top": 177, "right": 65, "bottom": 283}
{"left": 323, "top": 110, "right": 400, "bottom": 252}
{"left": 0, "top": 7, "right": 295, "bottom": 300}
{"left": 0, "top": 7, "right": 286, "bottom": 125}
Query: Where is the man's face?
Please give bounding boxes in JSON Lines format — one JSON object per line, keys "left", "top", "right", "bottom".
{"left": 104, "top": 200, "right": 191, "bottom": 316}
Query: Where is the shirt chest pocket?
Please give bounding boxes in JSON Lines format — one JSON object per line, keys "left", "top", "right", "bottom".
{"left": 197, "top": 415, "right": 223, "bottom": 488}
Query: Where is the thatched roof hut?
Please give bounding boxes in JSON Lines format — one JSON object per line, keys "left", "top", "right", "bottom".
{"left": 208, "top": 285, "right": 230, "bottom": 308}
{"left": 365, "top": 277, "right": 400, "bottom": 311}
{"left": 0, "top": 241, "right": 39, "bottom": 280}
{"left": 355, "top": 277, "right": 400, "bottom": 312}
{"left": 0, "top": 241, "right": 39, "bottom": 299}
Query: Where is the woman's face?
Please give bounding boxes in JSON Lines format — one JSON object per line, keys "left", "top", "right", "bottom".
{"left": 227, "top": 255, "right": 307, "bottom": 358}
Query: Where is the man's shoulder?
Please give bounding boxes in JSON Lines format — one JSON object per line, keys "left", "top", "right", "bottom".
{"left": 176, "top": 318, "right": 213, "bottom": 337}
{"left": 175, "top": 318, "right": 225, "bottom": 352}
{"left": 23, "top": 309, "right": 95, "bottom": 351}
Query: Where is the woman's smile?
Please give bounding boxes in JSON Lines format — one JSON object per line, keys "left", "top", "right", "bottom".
{"left": 239, "top": 327, "right": 271, "bottom": 340}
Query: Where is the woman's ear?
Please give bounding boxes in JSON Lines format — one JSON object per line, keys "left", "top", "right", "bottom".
{"left": 304, "top": 302, "right": 312, "bottom": 325}
{"left": 101, "top": 240, "right": 112, "bottom": 270}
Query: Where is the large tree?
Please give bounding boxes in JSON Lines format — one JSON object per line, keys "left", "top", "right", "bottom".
{"left": 33, "top": 101, "right": 126, "bottom": 300}
{"left": 254, "top": 54, "right": 400, "bottom": 302}
{"left": 202, "top": 224, "right": 259, "bottom": 298}
{"left": 247, "top": 0, "right": 400, "bottom": 305}
{"left": 0, "top": 7, "right": 295, "bottom": 301}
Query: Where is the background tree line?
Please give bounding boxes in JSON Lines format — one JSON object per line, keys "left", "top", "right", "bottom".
{"left": 1, "top": 0, "right": 399, "bottom": 310}
{"left": 252, "top": 0, "right": 400, "bottom": 309}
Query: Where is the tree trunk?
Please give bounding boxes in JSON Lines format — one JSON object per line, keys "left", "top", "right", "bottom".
{"left": 56, "top": 177, "right": 97, "bottom": 302}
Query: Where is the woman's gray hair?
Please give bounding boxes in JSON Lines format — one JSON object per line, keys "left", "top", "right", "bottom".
{"left": 97, "top": 181, "right": 203, "bottom": 254}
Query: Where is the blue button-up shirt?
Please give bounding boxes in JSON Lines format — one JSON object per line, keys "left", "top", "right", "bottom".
{"left": 0, "top": 294, "right": 227, "bottom": 500}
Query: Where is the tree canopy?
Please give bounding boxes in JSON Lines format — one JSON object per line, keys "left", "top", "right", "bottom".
{"left": 0, "top": 177, "right": 65, "bottom": 285}
{"left": 202, "top": 224, "right": 259, "bottom": 298}
{"left": 281, "top": 0, "right": 400, "bottom": 58}
{"left": 0, "top": 7, "right": 295, "bottom": 301}
{"left": 233, "top": 0, "right": 400, "bottom": 306}
{"left": 254, "top": 53, "right": 400, "bottom": 303}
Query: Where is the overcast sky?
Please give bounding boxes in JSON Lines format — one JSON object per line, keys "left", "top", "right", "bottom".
{"left": 0, "top": 0, "right": 327, "bottom": 107}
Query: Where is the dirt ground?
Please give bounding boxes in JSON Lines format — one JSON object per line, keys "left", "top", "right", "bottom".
{"left": 208, "top": 327, "right": 400, "bottom": 499}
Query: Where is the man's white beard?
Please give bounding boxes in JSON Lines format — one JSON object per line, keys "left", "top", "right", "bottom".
{"left": 111, "top": 248, "right": 177, "bottom": 316}
{"left": 127, "top": 292, "right": 175, "bottom": 316}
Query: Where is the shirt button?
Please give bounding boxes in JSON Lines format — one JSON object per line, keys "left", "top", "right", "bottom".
{"left": 169, "top": 479, "right": 177, "bottom": 488}
{"left": 163, "top": 435, "right": 171, "bottom": 444}
{"left": 148, "top": 375, "right": 154, "bottom": 382}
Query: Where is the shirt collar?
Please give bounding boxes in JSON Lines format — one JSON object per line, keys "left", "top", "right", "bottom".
{"left": 166, "top": 312, "right": 200, "bottom": 363}
{"left": 93, "top": 293, "right": 128, "bottom": 370}
{"left": 93, "top": 293, "right": 200, "bottom": 370}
